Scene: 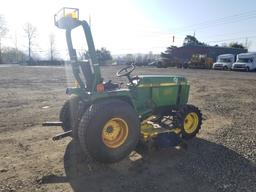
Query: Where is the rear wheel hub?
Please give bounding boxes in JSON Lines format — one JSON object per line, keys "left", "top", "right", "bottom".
{"left": 102, "top": 118, "right": 129, "bottom": 149}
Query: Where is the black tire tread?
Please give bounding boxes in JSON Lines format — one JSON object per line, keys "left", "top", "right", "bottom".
{"left": 176, "top": 104, "right": 203, "bottom": 140}
{"left": 59, "top": 96, "right": 88, "bottom": 138}
{"left": 59, "top": 96, "right": 80, "bottom": 132}
{"left": 78, "top": 99, "right": 140, "bottom": 163}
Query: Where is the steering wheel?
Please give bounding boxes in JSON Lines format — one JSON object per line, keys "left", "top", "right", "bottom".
{"left": 116, "top": 64, "right": 135, "bottom": 77}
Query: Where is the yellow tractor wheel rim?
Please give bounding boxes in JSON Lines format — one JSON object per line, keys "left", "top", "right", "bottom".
{"left": 184, "top": 112, "right": 199, "bottom": 134}
{"left": 102, "top": 118, "right": 129, "bottom": 148}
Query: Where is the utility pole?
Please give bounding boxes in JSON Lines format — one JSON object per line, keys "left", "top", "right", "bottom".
{"left": 245, "top": 37, "right": 248, "bottom": 49}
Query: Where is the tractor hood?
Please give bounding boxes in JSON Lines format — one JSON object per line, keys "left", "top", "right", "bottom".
{"left": 131, "top": 74, "right": 190, "bottom": 113}
{"left": 136, "top": 75, "right": 188, "bottom": 87}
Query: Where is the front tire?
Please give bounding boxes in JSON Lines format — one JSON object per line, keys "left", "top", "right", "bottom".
{"left": 177, "top": 105, "right": 202, "bottom": 140}
{"left": 78, "top": 99, "right": 140, "bottom": 163}
{"left": 223, "top": 66, "right": 228, "bottom": 70}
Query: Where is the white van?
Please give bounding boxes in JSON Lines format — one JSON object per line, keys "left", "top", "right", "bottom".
{"left": 232, "top": 52, "right": 256, "bottom": 71}
{"left": 213, "top": 54, "right": 235, "bottom": 70}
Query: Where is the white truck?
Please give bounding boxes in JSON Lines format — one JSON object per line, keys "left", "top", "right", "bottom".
{"left": 212, "top": 54, "right": 235, "bottom": 70}
{"left": 232, "top": 52, "right": 256, "bottom": 71}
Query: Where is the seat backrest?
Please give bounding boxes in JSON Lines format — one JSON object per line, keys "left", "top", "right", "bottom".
{"left": 80, "top": 61, "right": 93, "bottom": 90}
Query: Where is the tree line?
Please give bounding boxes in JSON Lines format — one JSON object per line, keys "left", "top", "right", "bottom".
{"left": 0, "top": 15, "right": 117, "bottom": 65}
{"left": 0, "top": 15, "right": 59, "bottom": 64}
{"left": 2, "top": 14, "right": 246, "bottom": 66}
{"left": 183, "top": 35, "right": 246, "bottom": 49}
{"left": 0, "top": 14, "right": 159, "bottom": 66}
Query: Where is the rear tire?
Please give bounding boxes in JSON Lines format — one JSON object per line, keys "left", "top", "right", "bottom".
{"left": 60, "top": 96, "right": 80, "bottom": 132}
{"left": 60, "top": 96, "right": 88, "bottom": 138}
{"left": 177, "top": 105, "right": 202, "bottom": 140}
{"left": 78, "top": 99, "right": 140, "bottom": 163}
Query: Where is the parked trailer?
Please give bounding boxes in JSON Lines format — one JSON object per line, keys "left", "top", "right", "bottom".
{"left": 213, "top": 54, "right": 235, "bottom": 70}
{"left": 232, "top": 52, "right": 256, "bottom": 71}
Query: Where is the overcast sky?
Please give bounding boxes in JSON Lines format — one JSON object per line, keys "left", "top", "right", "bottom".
{"left": 1, "top": 0, "right": 256, "bottom": 59}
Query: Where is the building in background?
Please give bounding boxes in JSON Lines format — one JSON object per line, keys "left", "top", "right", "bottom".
{"left": 160, "top": 35, "right": 247, "bottom": 67}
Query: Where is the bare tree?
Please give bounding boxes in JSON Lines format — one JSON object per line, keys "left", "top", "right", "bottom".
{"left": 0, "top": 15, "right": 8, "bottom": 64}
{"left": 13, "top": 32, "right": 19, "bottom": 63}
{"left": 24, "top": 23, "right": 36, "bottom": 64}
{"left": 49, "top": 33, "right": 57, "bottom": 61}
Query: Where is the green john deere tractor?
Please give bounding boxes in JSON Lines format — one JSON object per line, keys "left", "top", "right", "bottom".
{"left": 43, "top": 8, "right": 202, "bottom": 163}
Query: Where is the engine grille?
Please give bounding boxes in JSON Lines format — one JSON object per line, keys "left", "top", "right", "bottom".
{"left": 233, "top": 64, "right": 245, "bottom": 68}
{"left": 214, "top": 64, "right": 223, "bottom": 68}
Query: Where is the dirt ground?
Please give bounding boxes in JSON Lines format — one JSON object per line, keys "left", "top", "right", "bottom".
{"left": 0, "top": 65, "right": 255, "bottom": 192}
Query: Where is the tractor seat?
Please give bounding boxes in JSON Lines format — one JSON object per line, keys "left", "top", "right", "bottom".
{"left": 104, "top": 80, "right": 119, "bottom": 90}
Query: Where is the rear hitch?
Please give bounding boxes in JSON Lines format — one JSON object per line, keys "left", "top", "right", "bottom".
{"left": 52, "top": 130, "right": 72, "bottom": 141}
{"left": 42, "top": 121, "right": 63, "bottom": 126}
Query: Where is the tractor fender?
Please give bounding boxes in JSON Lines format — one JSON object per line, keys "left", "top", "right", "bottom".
{"left": 91, "top": 96, "right": 136, "bottom": 110}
